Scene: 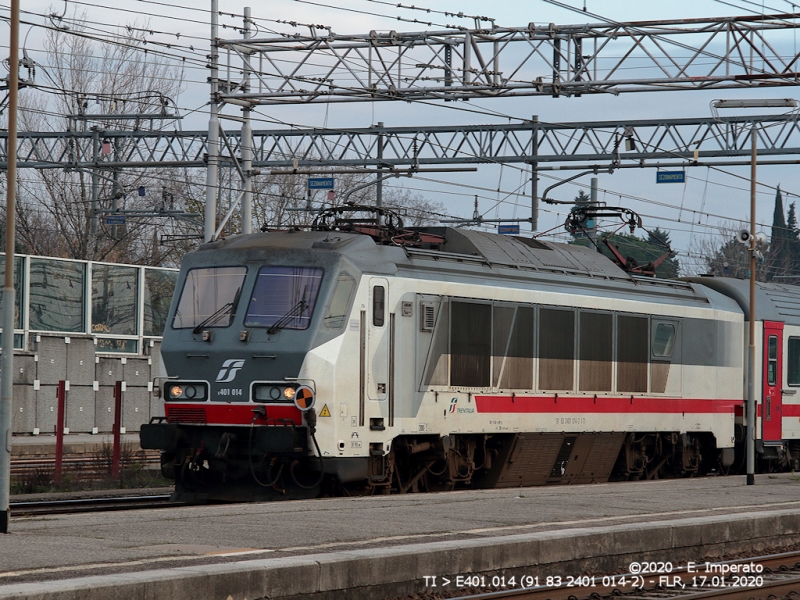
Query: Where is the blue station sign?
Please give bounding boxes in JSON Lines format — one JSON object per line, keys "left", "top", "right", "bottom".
{"left": 307, "top": 177, "right": 335, "bottom": 190}
{"left": 105, "top": 215, "right": 126, "bottom": 225}
{"left": 498, "top": 224, "right": 520, "bottom": 235}
{"left": 656, "top": 171, "right": 686, "bottom": 184}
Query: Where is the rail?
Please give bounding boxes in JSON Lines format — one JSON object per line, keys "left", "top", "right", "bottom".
{"left": 9, "top": 494, "right": 175, "bottom": 516}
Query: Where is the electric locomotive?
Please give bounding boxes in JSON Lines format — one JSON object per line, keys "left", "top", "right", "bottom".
{"left": 141, "top": 206, "right": 800, "bottom": 502}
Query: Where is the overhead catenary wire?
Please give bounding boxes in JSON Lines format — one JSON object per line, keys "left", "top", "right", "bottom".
{"left": 6, "top": 0, "right": 800, "bottom": 258}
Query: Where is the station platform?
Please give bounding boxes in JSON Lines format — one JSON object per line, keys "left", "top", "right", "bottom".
{"left": 2, "top": 474, "right": 800, "bottom": 600}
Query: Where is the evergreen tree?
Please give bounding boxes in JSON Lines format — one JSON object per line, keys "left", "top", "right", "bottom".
{"left": 766, "top": 186, "right": 794, "bottom": 281}
{"left": 787, "top": 202, "right": 800, "bottom": 278}
{"left": 569, "top": 190, "right": 594, "bottom": 241}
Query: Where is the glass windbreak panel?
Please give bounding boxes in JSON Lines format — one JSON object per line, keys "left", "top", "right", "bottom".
{"left": 144, "top": 269, "right": 178, "bottom": 336}
{"left": 324, "top": 273, "right": 356, "bottom": 329}
{"left": 652, "top": 323, "right": 676, "bottom": 357}
{"left": 0, "top": 255, "right": 24, "bottom": 329}
{"left": 768, "top": 335, "right": 778, "bottom": 386}
{"left": 29, "top": 258, "right": 85, "bottom": 332}
{"left": 96, "top": 338, "right": 138, "bottom": 353}
{"left": 788, "top": 338, "right": 800, "bottom": 386}
{"left": 173, "top": 267, "right": 246, "bottom": 329}
{"left": 92, "top": 264, "right": 138, "bottom": 336}
{"left": 245, "top": 266, "right": 323, "bottom": 330}
{"left": 450, "top": 301, "right": 491, "bottom": 387}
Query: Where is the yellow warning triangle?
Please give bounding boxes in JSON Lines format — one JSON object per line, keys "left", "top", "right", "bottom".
{"left": 319, "top": 404, "right": 331, "bottom": 417}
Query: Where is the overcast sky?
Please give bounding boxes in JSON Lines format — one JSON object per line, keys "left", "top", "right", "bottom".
{"left": 5, "top": 0, "right": 800, "bottom": 273}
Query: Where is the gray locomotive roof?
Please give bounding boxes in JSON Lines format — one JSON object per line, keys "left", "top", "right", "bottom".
{"left": 197, "top": 228, "right": 741, "bottom": 313}
{"left": 201, "top": 228, "right": 641, "bottom": 281}
{"left": 421, "top": 228, "right": 633, "bottom": 280}
{"left": 683, "top": 276, "right": 800, "bottom": 325}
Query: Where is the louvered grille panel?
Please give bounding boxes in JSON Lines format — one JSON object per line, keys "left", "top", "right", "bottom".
{"left": 166, "top": 408, "right": 207, "bottom": 424}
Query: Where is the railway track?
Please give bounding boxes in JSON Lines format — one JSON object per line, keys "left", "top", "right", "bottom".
{"left": 447, "top": 550, "right": 800, "bottom": 600}
{"left": 11, "top": 451, "right": 161, "bottom": 479}
{"left": 9, "top": 494, "right": 175, "bottom": 516}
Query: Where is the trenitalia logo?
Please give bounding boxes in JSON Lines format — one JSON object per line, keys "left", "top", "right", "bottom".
{"left": 449, "top": 397, "right": 475, "bottom": 414}
{"left": 215, "top": 359, "right": 246, "bottom": 383}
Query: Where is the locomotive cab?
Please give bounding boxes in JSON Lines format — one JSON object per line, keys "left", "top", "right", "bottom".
{"left": 141, "top": 231, "right": 378, "bottom": 501}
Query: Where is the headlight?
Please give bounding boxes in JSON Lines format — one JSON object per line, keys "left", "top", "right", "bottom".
{"left": 165, "top": 383, "right": 207, "bottom": 401}
{"left": 253, "top": 383, "right": 296, "bottom": 403}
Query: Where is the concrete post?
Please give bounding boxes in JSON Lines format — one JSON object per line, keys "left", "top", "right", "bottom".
{"left": 530, "top": 115, "right": 539, "bottom": 231}
{"left": 241, "top": 7, "right": 253, "bottom": 235}
{"left": 205, "top": 0, "right": 220, "bottom": 242}
{"left": 1, "top": 0, "right": 20, "bottom": 534}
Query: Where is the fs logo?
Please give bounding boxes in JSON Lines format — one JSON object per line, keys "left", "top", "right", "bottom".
{"left": 449, "top": 397, "right": 458, "bottom": 414}
{"left": 215, "top": 359, "right": 246, "bottom": 383}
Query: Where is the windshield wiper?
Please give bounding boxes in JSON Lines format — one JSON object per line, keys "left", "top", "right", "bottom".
{"left": 192, "top": 287, "right": 241, "bottom": 334}
{"left": 193, "top": 302, "right": 234, "bottom": 334}
{"left": 267, "top": 300, "right": 308, "bottom": 335}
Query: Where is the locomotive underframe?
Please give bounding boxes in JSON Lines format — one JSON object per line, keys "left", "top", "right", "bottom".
{"left": 144, "top": 420, "right": 737, "bottom": 501}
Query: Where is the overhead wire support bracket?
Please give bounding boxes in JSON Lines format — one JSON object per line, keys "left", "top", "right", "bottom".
{"left": 541, "top": 168, "right": 613, "bottom": 204}
{"left": 215, "top": 12, "right": 800, "bottom": 105}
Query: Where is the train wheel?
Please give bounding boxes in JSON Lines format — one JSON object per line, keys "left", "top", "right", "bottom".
{"left": 423, "top": 471, "right": 454, "bottom": 492}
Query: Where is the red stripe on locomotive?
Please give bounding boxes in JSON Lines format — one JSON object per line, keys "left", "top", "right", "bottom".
{"left": 475, "top": 395, "right": 740, "bottom": 414}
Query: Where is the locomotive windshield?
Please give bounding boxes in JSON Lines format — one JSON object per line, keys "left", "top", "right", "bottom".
{"left": 245, "top": 266, "right": 323, "bottom": 330}
{"left": 172, "top": 266, "right": 246, "bottom": 329}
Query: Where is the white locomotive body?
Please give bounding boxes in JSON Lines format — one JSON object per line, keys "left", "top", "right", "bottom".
{"left": 141, "top": 219, "right": 799, "bottom": 501}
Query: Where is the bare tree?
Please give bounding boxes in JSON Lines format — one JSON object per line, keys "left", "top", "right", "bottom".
{"left": 688, "top": 221, "right": 769, "bottom": 280}
{"left": 9, "top": 11, "right": 187, "bottom": 265}
{"left": 248, "top": 170, "right": 446, "bottom": 233}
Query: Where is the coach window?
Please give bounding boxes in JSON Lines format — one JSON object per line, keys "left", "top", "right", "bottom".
{"left": 617, "top": 315, "right": 649, "bottom": 393}
{"left": 450, "top": 301, "right": 491, "bottom": 387}
{"left": 652, "top": 322, "right": 676, "bottom": 357}
{"left": 768, "top": 335, "right": 778, "bottom": 386}
{"left": 539, "top": 308, "right": 575, "bottom": 391}
{"left": 651, "top": 320, "right": 677, "bottom": 394}
{"left": 324, "top": 273, "right": 356, "bottom": 329}
{"left": 579, "top": 311, "right": 613, "bottom": 392}
{"left": 372, "top": 285, "right": 385, "bottom": 327}
{"left": 788, "top": 338, "right": 800, "bottom": 386}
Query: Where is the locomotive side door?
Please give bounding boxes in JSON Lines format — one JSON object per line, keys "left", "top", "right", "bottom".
{"left": 762, "top": 320, "right": 784, "bottom": 442}
{"left": 367, "top": 278, "right": 390, "bottom": 403}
